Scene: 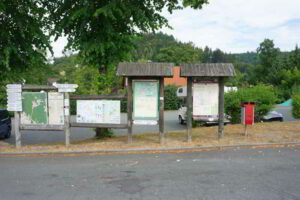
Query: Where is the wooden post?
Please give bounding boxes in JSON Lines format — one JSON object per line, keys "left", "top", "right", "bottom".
{"left": 159, "top": 77, "right": 165, "bottom": 145}
{"left": 186, "top": 77, "right": 193, "bottom": 143}
{"left": 64, "top": 93, "right": 71, "bottom": 146}
{"left": 14, "top": 111, "right": 21, "bottom": 148}
{"left": 218, "top": 77, "right": 225, "bottom": 139}
{"left": 127, "top": 77, "right": 133, "bottom": 143}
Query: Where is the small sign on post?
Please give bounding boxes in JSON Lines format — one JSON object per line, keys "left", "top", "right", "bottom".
{"left": 6, "top": 84, "right": 22, "bottom": 112}
{"left": 53, "top": 83, "right": 78, "bottom": 93}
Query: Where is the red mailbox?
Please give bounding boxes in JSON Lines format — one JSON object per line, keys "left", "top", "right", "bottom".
{"left": 241, "top": 102, "right": 255, "bottom": 125}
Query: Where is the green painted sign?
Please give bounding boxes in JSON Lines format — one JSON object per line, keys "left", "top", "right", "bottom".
{"left": 133, "top": 80, "right": 159, "bottom": 121}
{"left": 21, "top": 92, "right": 48, "bottom": 124}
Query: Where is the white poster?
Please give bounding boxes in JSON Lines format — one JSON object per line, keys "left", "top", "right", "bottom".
{"left": 76, "top": 100, "right": 120, "bottom": 124}
{"left": 193, "top": 83, "right": 219, "bottom": 116}
{"left": 48, "top": 92, "right": 64, "bottom": 125}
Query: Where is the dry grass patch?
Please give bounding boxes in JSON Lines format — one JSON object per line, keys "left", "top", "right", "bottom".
{"left": 0, "top": 121, "right": 300, "bottom": 153}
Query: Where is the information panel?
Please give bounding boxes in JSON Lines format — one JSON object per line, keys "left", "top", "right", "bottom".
{"left": 193, "top": 83, "right": 219, "bottom": 116}
{"left": 133, "top": 80, "right": 159, "bottom": 121}
{"left": 21, "top": 92, "right": 48, "bottom": 125}
{"left": 48, "top": 92, "right": 64, "bottom": 125}
{"left": 76, "top": 100, "right": 120, "bottom": 124}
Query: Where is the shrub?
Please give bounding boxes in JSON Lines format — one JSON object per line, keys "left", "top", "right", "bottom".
{"left": 164, "top": 85, "right": 180, "bottom": 110}
{"left": 292, "top": 94, "right": 300, "bottom": 118}
{"left": 225, "top": 84, "right": 277, "bottom": 123}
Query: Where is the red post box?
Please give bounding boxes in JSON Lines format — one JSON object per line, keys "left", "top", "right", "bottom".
{"left": 241, "top": 102, "right": 255, "bottom": 125}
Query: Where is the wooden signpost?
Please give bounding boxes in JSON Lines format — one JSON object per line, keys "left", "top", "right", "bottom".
{"left": 117, "top": 62, "right": 173, "bottom": 144}
{"left": 180, "top": 63, "right": 235, "bottom": 141}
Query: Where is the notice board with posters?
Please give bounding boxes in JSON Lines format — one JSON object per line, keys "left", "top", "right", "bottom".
{"left": 133, "top": 80, "right": 159, "bottom": 123}
{"left": 76, "top": 100, "right": 121, "bottom": 124}
{"left": 193, "top": 83, "right": 219, "bottom": 117}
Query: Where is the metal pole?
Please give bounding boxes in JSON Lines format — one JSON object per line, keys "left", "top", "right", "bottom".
{"left": 14, "top": 111, "right": 21, "bottom": 148}
{"left": 186, "top": 77, "right": 193, "bottom": 143}
{"left": 159, "top": 77, "right": 165, "bottom": 145}
{"left": 218, "top": 77, "right": 225, "bottom": 139}
{"left": 64, "top": 93, "right": 70, "bottom": 146}
{"left": 127, "top": 77, "right": 133, "bottom": 143}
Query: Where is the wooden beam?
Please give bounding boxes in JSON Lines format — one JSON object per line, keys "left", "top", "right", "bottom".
{"left": 70, "top": 123, "right": 128, "bottom": 129}
{"left": 70, "top": 95, "right": 126, "bottom": 100}
{"left": 218, "top": 77, "right": 225, "bottom": 139}
{"left": 20, "top": 125, "right": 65, "bottom": 131}
{"left": 64, "top": 93, "right": 71, "bottom": 146}
{"left": 127, "top": 77, "right": 133, "bottom": 143}
{"left": 186, "top": 77, "right": 193, "bottom": 143}
{"left": 22, "top": 85, "right": 57, "bottom": 91}
{"left": 14, "top": 112, "right": 21, "bottom": 148}
{"left": 159, "top": 77, "right": 165, "bottom": 145}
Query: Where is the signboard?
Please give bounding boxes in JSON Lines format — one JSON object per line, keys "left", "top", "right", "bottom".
{"left": 193, "top": 83, "right": 219, "bottom": 116}
{"left": 53, "top": 83, "right": 78, "bottom": 93}
{"left": 48, "top": 92, "right": 64, "bottom": 125}
{"left": 133, "top": 80, "right": 159, "bottom": 122}
{"left": 6, "top": 84, "right": 22, "bottom": 111}
{"left": 21, "top": 92, "right": 48, "bottom": 125}
{"left": 76, "top": 100, "right": 120, "bottom": 124}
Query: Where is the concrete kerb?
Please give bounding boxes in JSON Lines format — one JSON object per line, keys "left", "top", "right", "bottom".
{"left": 0, "top": 142, "right": 300, "bottom": 157}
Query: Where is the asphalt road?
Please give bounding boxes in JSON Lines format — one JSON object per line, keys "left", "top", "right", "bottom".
{"left": 0, "top": 147, "right": 300, "bottom": 200}
{"left": 2, "top": 106, "right": 298, "bottom": 145}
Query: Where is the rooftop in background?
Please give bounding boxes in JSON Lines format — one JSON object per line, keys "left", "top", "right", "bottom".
{"left": 117, "top": 62, "right": 174, "bottom": 77}
{"left": 164, "top": 66, "right": 187, "bottom": 86}
{"left": 180, "top": 63, "right": 235, "bottom": 77}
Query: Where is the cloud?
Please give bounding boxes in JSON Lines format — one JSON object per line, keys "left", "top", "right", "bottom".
{"left": 51, "top": 0, "right": 300, "bottom": 57}
{"left": 161, "top": 0, "right": 300, "bottom": 53}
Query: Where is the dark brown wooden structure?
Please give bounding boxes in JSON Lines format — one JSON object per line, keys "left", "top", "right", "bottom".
{"left": 180, "top": 63, "right": 235, "bottom": 141}
{"left": 117, "top": 62, "right": 174, "bottom": 144}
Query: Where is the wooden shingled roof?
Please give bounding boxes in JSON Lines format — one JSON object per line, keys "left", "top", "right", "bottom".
{"left": 117, "top": 62, "right": 174, "bottom": 77}
{"left": 180, "top": 63, "right": 235, "bottom": 77}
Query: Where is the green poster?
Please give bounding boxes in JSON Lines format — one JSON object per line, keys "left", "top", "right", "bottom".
{"left": 21, "top": 92, "right": 48, "bottom": 124}
{"left": 133, "top": 80, "right": 159, "bottom": 120}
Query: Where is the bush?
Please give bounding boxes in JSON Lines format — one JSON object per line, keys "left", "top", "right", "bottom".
{"left": 225, "top": 84, "right": 278, "bottom": 123}
{"left": 164, "top": 85, "right": 180, "bottom": 110}
{"left": 292, "top": 94, "right": 300, "bottom": 118}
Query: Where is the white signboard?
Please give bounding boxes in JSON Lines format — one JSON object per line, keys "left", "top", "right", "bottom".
{"left": 48, "top": 92, "right": 64, "bottom": 125}
{"left": 6, "top": 84, "right": 22, "bottom": 111}
{"left": 53, "top": 83, "right": 78, "bottom": 93}
{"left": 76, "top": 100, "right": 120, "bottom": 124}
{"left": 193, "top": 83, "right": 219, "bottom": 116}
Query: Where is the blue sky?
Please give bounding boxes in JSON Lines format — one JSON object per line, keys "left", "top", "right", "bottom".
{"left": 51, "top": 0, "right": 300, "bottom": 57}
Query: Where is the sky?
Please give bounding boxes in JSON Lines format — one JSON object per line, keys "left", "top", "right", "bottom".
{"left": 51, "top": 0, "right": 300, "bottom": 58}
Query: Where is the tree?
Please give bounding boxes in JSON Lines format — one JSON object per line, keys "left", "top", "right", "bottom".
{"left": 45, "top": 0, "right": 208, "bottom": 71}
{"left": 0, "top": 0, "right": 51, "bottom": 72}
{"left": 155, "top": 42, "right": 203, "bottom": 65}
{"left": 255, "top": 39, "right": 280, "bottom": 84}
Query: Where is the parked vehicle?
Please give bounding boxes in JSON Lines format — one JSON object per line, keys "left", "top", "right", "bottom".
{"left": 0, "top": 109, "right": 11, "bottom": 139}
{"left": 178, "top": 105, "right": 231, "bottom": 126}
{"left": 262, "top": 111, "right": 283, "bottom": 122}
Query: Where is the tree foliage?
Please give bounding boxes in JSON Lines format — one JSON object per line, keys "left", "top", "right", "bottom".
{"left": 225, "top": 84, "right": 277, "bottom": 123}
{"left": 0, "top": 0, "right": 51, "bottom": 72}
{"left": 45, "top": 0, "right": 208, "bottom": 71}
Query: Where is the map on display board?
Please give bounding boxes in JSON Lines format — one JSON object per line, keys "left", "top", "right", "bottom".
{"left": 193, "top": 83, "right": 219, "bottom": 116}
{"left": 76, "top": 100, "right": 120, "bottom": 124}
{"left": 21, "top": 92, "right": 48, "bottom": 124}
{"left": 133, "top": 80, "right": 159, "bottom": 121}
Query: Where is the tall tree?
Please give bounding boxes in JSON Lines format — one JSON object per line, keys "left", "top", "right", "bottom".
{"left": 45, "top": 0, "right": 208, "bottom": 72}
{"left": 0, "top": 0, "right": 51, "bottom": 72}
{"left": 255, "top": 39, "right": 280, "bottom": 83}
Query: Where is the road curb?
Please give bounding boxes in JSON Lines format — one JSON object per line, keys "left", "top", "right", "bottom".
{"left": 0, "top": 142, "right": 300, "bottom": 157}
